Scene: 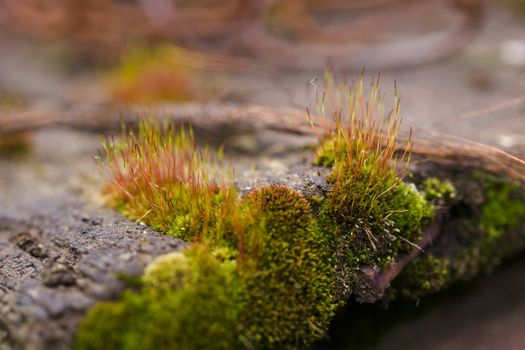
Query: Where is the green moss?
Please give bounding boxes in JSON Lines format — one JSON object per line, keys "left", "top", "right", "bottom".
{"left": 393, "top": 173, "right": 525, "bottom": 300}
{"left": 392, "top": 254, "right": 450, "bottom": 300}
{"left": 479, "top": 178, "right": 525, "bottom": 241}
{"left": 142, "top": 251, "right": 189, "bottom": 293}
{"left": 75, "top": 246, "right": 241, "bottom": 350}
{"left": 456, "top": 176, "right": 525, "bottom": 276}
{"left": 319, "top": 163, "right": 434, "bottom": 270}
{"left": 238, "top": 185, "right": 337, "bottom": 349}
{"left": 314, "top": 138, "right": 339, "bottom": 168}
{"left": 78, "top": 185, "right": 337, "bottom": 350}
{"left": 420, "top": 177, "right": 456, "bottom": 203}
{"left": 389, "top": 182, "right": 435, "bottom": 240}
{"left": 449, "top": 175, "right": 525, "bottom": 281}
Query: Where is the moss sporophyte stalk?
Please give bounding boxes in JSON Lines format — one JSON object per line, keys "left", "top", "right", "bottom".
{"left": 76, "top": 75, "right": 525, "bottom": 349}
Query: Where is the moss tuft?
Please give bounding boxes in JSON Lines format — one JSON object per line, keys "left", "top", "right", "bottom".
{"left": 101, "top": 119, "right": 239, "bottom": 247}
{"left": 0, "top": 132, "right": 31, "bottom": 157}
{"left": 392, "top": 253, "right": 450, "bottom": 300}
{"left": 479, "top": 177, "right": 525, "bottom": 241}
{"left": 76, "top": 185, "right": 338, "bottom": 350}
{"left": 393, "top": 172, "right": 525, "bottom": 300}
{"left": 309, "top": 73, "right": 436, "bottom": 300}
{"left": 142, "top": 251, "right": 189, "bottom": 293}
{"left": 108, "top": 44, "right": 222, "bottom": 104}
{"left": 319, "top": 165, "right": 434, "bottom": 270}
{"left": 420, "top": 177, "right": 456, "bottom": 203}
{"left": 75, "top": 246, "right": 241, "bottom": 350}
{"left": 238, "top": 185, "right": 337, "bottom": 349}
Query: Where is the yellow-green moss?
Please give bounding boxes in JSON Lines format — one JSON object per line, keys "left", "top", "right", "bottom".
{"left": 319, "top": 164, "right": 434, "bottom": 269}
{"left": 314, "top": 138, "right": 338, "bottom": 168}
{"left": 101, "top": 121, "right": 239, "bottom": 248}
{"left": 392, "top": 254, "right": 450, "bottom": 300}
{"left": 77, "top": 185, "right": 337, "bottom": 350}
{"left": 420, "top": 177, "right": 456, "bottom": 203}
{"left": 452, "top": 174, "right": 525, "bottom": 280}
{"left": 311, "top": 74, "right": 433, "bottom": 270}
{"left": 393, "top": 173, "right": 525, "bottom": 300}
{"left": 479, "top": 177, "right": 525, "bottom": 241}
{"left": 238, "top": 185, "right": 337, "bottom": 349}
{"left": 142, "top": 251, "right": 189, "bottom": 293}
{"left": 75, "top": 246, "right": 241, "bottom": 350}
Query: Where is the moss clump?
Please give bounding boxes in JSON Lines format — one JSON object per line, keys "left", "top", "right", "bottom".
{"left": 420, "top": 177, "right": 456, "bottom": 204}
{"left": 101, "top": 120, "right": 239, "bottom": 248}
{"left": 479, "top": 177, "right": 525, "bottom": 241}
{"left": 108, "top": 44, "right": 221, "bottom": 105}
{"left": 142, "top": 251, "right": 189, "bottom": 293}
{"left": 389, "top": 182, "right": 435, "bottom": 243}
{"left": 76, "top": 185, "right": 337, "bottom": 350}
{"left": 449, "top": 174, "right": 525, "bottom": 281}
{"left": 315, "top": 138, "right": 338, "bottom": 168}
{"left": 310, "top": 73, "right": 436, "bottom": 301}
{"left": 238, "top": 185, "right": 337, "bottom": 349}
{"left": 75, "top": 246, "right": 241, "bottom": 350}
{"left": 319, "top": 164, "right": 434, "bottom": 270}
{"left": 0, "top": 133, "right": 31, "bottom": 157}
{"left": 100, "top": 121, "right": 338, "bottom": 348}
{"left": 392, "top": 254, "right": 450, "bottom": 300}
{"left": 392, "top": 172, "right": 525, "bottom": 300}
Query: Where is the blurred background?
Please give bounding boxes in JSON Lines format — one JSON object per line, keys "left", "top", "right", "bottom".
{"left": 1, "top": 0, "right": 525, "bottom": 349}
{"left": 0, "top": 0, "right": 525, "bottom": 150}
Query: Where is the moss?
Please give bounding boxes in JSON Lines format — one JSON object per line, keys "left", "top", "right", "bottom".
{"left": 77, "top": 185, "right": 337, "bottom": 350}
{"left": 319, "top": 164, "right": 434, "bottom": 270}
{"left": 388, "top": 182, "right": 435, "bottom": 241}
{"left": 455, "top": 175, "right": 525, "bottom": 277}
{"left": 420, "top": 177, "right": 456, "bottom": 203}
{"left": 0, "top": 133, "right": 31, "bottom": 157}
{"left": 314, "top": 138, "right": 338, "bottom": 168}
{"left": 450, "top": 174, "right": 525, "bottom": 280}
{"left": 392, "top": 254, "right": 450, "bottom": 300}
{"left": 75, "top": 246, "right": 241, "bottom": 350}
{"left": 311, "top": 73, "right": 434, "bottom": 274}
{"left": 102, "top": 121, "right": 240, "bottom": 248}
{"left": 238, "top": 185, "right": 337, "bottom": 349}
{"left": 108, "top": 44, "right": 221, "bottom": 104}
{"left": 142, "top": 251, "right": 189, "bottom": 293}
{"left": 393, "top": 172, "right": 525, "bottom": 300}
{"left": 479, "top": 177, "right": 525, "bottom": 241}
{"left": 77, "top": 185, "right": 338, "bottom": 349}
{"left": 99, "top": 120, "right": 341, "bottom": 348}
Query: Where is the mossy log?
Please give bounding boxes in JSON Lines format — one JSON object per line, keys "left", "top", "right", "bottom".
{"left": 231, "top": 154, "right": 525, "bottom": 304}
{"left": 1, "top": 104, "right": 525, "bottom": 349}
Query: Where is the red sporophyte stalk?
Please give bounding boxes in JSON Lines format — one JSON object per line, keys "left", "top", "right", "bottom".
{"left": 98, "top": 119, "right": 238, "bottom": 244}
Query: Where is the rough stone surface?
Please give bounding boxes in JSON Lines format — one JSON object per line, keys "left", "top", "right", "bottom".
{"left": 0, "top": 204, "right": 185, "bottom": 350}
{"left": 0, "top": 129, "right": 186, "bottom": 350}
